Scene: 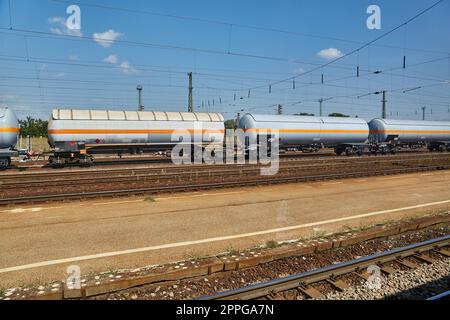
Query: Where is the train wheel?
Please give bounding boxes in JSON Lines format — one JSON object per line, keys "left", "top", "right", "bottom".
{"left": 0, "top": 157, "right": 10, "bottom": 169}
{"left": 345, "top": 148, "right": 352, "bottom": 156}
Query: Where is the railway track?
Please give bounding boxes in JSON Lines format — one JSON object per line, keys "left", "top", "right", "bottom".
{"left": 2, "top": 152, "right": 448, "bottom": 178}
{"left": 9, "top": 151, "right": 332, "bottom": 169}
{"left": 1, "top": 162, "right": 449, "bottom": 205}
{"left": 197, "top": 235, "right": 450, "bottom": 300}
{"left": 7, "top": 148, "right": 435, "bottom": 172}
{"left": 1, "top": 154, "right": 449, "bottom": 188}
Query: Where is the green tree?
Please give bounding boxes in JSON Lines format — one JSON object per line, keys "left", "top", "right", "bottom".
{"left": 328, "top": 112, "right": 350, "bottom": 117}
{"left": 224, "top": 119, "right": 236, "bottom": 130}
{"left": 294, "top": 113, "right": 315, "bottom": 116}
{"left": 19, "top": 117, "right": 48, "bottom": 137}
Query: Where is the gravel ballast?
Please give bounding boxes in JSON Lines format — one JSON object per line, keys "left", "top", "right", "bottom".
{"left": 321, "top": 258, "right": 450, "bottom": 300}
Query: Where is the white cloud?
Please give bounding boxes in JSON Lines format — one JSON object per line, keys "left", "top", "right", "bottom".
{"left": 119, "top": 61, "right": 137, "bottom": 74}
{"left": 292, "top": 67, "right": 305, "bottom": 75}
{"left": 93, "top": 29, "right": 122, "bottom": 48}
{"left": 54, "top": 73, "right": 65, "bottom": 78}
{"left": 48, "top": 16, "right": 83, "bottom": 37}
{"left": 104, "top": 54, "right": 119, "bottom": 64}
{"left": 101, "top": 55, "right": 137, "bottom": 74}
{"left": 317, "top": 48, "right": 343, "bottom": 60}
{"left": 68, "top": 54, "right": 79, "bottom": 61}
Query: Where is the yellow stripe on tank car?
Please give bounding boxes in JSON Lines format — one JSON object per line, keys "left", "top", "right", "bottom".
{"left": 244, "top": 128, "right": 368, "bottom": 133}
{"left": 370, "top": 129, "right": 450, "bottom": 134}
{"left": 48, "top": 129, "right": 225, "bottom": 134}
{"left": 0, "top": 128, "right": 20, "bottom": 133}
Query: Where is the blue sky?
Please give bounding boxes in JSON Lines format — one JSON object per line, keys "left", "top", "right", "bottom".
{"left": 0, "top": 0, "right": 449, "bottom": 121}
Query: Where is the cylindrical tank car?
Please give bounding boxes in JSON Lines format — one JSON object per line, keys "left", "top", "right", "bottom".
{"left": 48, "top": 109, "right": 225, "bottom": 165}
{"left": 238, "top": 114, "right": 369, "bottom": 155}
{"left": 0, "top": 106, "right": 19, "bottom": 168}
{"left": 369, "top": 118, "right": 450, "bottom": 152}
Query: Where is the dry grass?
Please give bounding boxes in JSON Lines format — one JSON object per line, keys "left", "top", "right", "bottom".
{"left": 16, "top": 136, "right": 52, "bottom": 153}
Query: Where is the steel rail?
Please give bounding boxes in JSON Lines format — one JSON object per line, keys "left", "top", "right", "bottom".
{"left": 5, "top": 151, "right": 447, "bottom": 177}
{"left": 197, "top": 235, "right": 450, "bottom": 300}
{"left": 2, "top": 153, "right": 450, "bottom": 181}
{"left": 2, "top": 156, "right": 448, "bottom": 188}
{"left": 426, "top": 290, "right": 450, "bottom": 300}
{"left": 0, "top": 165, "right": 449, "bottom": 205}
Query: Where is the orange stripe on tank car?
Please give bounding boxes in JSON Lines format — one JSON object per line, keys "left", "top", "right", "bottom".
{"left": 47, "top": 129, "right": 225, "bottom": 134}
{"left": 245, "top": 128, "right": 368, "bottom": 133}
{"left": 0, "top": 127, "right": 20, "bottom": 133}
{"left": 370, "top": 129, "right": 450, "bottom": 134}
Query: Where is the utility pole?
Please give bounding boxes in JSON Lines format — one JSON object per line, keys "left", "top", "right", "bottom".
{"left": 422, "top": 106, "right": 426, "bottom": 120}
{"left": 319, "top": 98, "right": 324, "bottom": 117}
{"left": 188, "top": 72, "right": 193, "bottom": 112}
{"left": 136, "top": 85, "right": 144, "bottom": 111}
{"left": 382, "top": 90, "right": 387, "bottom": 119}
{"left": 277, "top": 104, "right": 283, "bottom": 115}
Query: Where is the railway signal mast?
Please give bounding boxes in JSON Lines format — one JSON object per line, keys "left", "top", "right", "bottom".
{"left": 374, "top": 90, "right": 387, "bottom": 119}
{"left": 422, "top": 106, "right": 427, "bottom": 120}
{"left": 136, "top": 85, "right": 144, "bottom": 111}
{"left": 318, "top": 98, "right": 331, "bottom": 116}
{"left": 188, "top": 72, "right": 193, "bottom": 112}
{"left": 319, "top": 98, "right": 324, "bottom": 117}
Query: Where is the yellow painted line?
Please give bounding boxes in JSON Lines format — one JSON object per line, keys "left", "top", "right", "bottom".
{"left": 1, "top": 199, "right": 449, "bottom": 274}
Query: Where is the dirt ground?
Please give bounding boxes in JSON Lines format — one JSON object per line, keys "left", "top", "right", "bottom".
{"left": 0, "top": 170, "right": 449, "bottom": 289}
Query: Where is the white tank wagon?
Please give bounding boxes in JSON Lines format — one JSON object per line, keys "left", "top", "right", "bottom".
{"left": 48, "top": 109, "right": 225, "bottom": 165}
{"left": 238, "top": 114, "right": 369, "bottom": 155}
{"left": 0, "top": 107, "right": 19, "bottom": 168}
{"left": 369, "top": 118, "right": 450, "bottom": 152}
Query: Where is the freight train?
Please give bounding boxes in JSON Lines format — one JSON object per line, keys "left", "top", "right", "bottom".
{"left": 239, "top": 114, "right": 450, "bottom": 156}
{"left": 0, "top": 107, "right": 19, "bottom": 168}
{"left": 47, "top": 109, "right": 225, "bottom": 166}
{"left": 1, "top": 107, "right": 450, "bottom": 168}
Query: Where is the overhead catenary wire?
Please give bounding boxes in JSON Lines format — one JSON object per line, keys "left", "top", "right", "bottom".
{"left": 1, "top": 0, "right": 448, "bottom": 120}
{"left": 48, "top": 0, "right": 450, "bottom": 56}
